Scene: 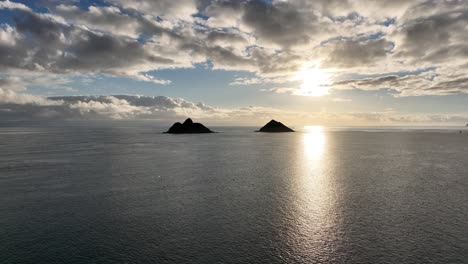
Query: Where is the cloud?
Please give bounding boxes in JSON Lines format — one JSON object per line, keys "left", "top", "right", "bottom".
{"left": 0, "top": 91, "right": 466, "bottom": 126}
{"left": 0, "top": 93, "right": 224, "bottom": 121}
{"left": 108, "top": 0, "right": 198, "bottom": 20}
{"left": 321, "top": 37, "right": 394, "bottom": 68}
{"left": 0, "top": 9, "right": 176, "bottom": 83}
{"left": 0, "top": 88, "right": 62, "bottom": 105}
{"left": 0, "top": 0, "right": 468, "bottom": 98}
{"left": 54, "top": 5, "right": 142, "bottom": 38}
{"left": 240, "top": 0, "right": 319, "bottom": 48}
{"left": 230, "top": 75, "right": 291, "bottom": 86}
{"left": 0, "top": 24, "right": 19, "bottom": 46}
{"left": 0, "top": 76, "right": 26, "bottom": 91}
{"left": 0, "top": 0, "right": 31, "bottom": 11}
{"left": 331, "top": 67, "right": 468, "bottom": 96}
{"left": 331, "top": 98, "right": 352, "bottom": 102}
{"left": 394, "top": 1, "right": 468, "bottom": 65}
{"left": 260, "top": 87, "right": 301, "bottom": 95}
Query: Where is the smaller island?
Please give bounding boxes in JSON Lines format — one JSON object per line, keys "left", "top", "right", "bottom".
{"left": 165, "top": 118, "right": 214, "bottom": 134}
{"left": 256, "top": 120, "right": 294, "bottom": 133}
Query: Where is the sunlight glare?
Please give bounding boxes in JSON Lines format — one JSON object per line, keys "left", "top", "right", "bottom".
{"left": 303, "top": 126, "right": 325, "bottom": 160}
{"left": 295, "top": 67, "right": 331, "bottom": 97}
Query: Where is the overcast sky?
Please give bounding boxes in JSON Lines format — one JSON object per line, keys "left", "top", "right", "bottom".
{"left": 1, "top": 0, "right": 468, "bottom": 126}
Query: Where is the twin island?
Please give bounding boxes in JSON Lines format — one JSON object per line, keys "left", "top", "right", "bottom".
{"left": 165, "top": 118, "right": 294, "bottom": 134}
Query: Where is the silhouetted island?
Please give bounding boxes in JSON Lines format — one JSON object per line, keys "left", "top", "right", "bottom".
{"left": 165, "top": 118, "right": 214, "bottom": 134}
{"left": 256, "top": 120, "right": 294, "bottom": 132}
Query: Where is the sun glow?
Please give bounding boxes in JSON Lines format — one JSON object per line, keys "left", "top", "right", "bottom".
{"left": 295, "top": 66, "right": 331, "bottom": 97}
{"left": 304, "top": 125, "right": 324, "bottom": 133}
{"left": 303, "top": 126, "right": 325, "bottom": 160}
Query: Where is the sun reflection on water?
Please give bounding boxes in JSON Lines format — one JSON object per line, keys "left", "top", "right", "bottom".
{"left": 303, "top": 126, "right": 325, "bottom": 161}
{"left": 285, "top": 125, "right": 339, "bottom": 258}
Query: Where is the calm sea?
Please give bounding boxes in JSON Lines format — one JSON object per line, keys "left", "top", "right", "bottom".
{"left": 1, "top": 122, "right": 467, "bottom": 263}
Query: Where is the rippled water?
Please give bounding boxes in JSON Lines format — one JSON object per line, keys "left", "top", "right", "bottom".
{"left": 1, "top": 124, "right": 467, "bottom": 263}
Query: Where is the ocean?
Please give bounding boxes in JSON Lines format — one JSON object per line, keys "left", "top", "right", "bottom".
{"left": 1, "top": 122, "right": 467, "bottom": 263}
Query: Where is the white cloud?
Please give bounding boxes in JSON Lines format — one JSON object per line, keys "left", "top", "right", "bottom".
{"left": 331, "top": 98, "right": 352, "bottom": 102}
{"left": 0, "top": 24, "right": 18, "bottom": 46}
{"left": 69, "top": 96, "right": 150, "bottom": 119}
{"left": 0, "top": 88, "right": 62, "bottom": 105}
{"left": 0, "top": 0, "right": 31, "bottom": 11}
{"left": 0, "top": 0, "right": 467, "bottom": 98}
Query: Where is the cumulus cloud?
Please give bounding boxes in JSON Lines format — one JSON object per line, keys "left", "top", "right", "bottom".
{"left": 0, "top": 7, "right": 177, "bottom": 83}
{"left": 0, "top": 0, "right": 468, "bottom": 98}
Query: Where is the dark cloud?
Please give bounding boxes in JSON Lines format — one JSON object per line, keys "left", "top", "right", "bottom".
{"left": 241, "top": 0, "right": 315, "bottom": 47}
{"left": 205, "top": 30, "right": 247, "bottom": 44}
{"left": 1, "top": 9, "right": 175, "bottom": 83}
{"left": 396, "top": 1, "right": 468, "bottom": 64}
{"left": 332, "top": 69, "right": 468, "bottom": 96}
{"left": 334, "top": 75, "right": 400, "bottom": 87}
{"left": 322, "top": 37, "right": 394, "bottom": 67}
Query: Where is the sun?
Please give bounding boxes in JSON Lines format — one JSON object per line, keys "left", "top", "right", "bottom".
{"left": 295, "top": 66, "right": 331, "bottom": 97}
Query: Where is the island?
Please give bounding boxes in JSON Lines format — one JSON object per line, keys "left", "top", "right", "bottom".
{"left": 256, "top": 120, "right": 295, "bottom": 133}
{"left": 164, "top": 118, "right": 214, "bottom": 134}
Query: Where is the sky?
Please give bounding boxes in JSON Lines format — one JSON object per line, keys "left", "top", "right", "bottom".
{"left": 1, "top": 0, "right": 468, "bottom": 126}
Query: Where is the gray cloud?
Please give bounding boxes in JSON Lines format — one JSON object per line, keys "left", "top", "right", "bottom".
{"left": 321, "top": 37, "right": 394, "bottom": 68}
{"left": 108, "top": 0, "right": 198, "bottom": 20}
{"left": 394, "top": 1, "right": 468, "bottom": 64}
{"left": 332, "top": 68, "right": 468, "bottom": 96}
{"left": 241, "top": 0, "right": 316, "bottom": 48}
{"left": 0, "top": 76, "right": 25, "bottom": 91}
{"left": 205, "top": 30, "right": 248, "bottom": 45}
{"left": 1, "top": 9, "right": 174, "bottom": 83}
{"left": 54, "top": 5, "right": 141, "bottom": 38}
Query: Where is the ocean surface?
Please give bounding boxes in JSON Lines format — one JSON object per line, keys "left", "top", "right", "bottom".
{"left": 1, "top": 122, "right": 467, "bottom": 263}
